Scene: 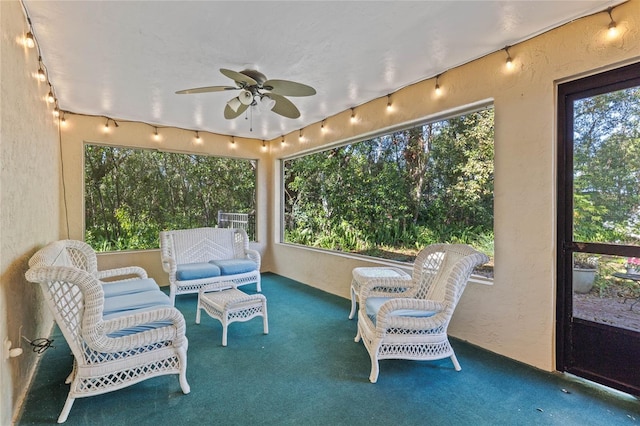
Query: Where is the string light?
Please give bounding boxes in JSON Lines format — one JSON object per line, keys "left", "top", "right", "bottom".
{"left": 153, "top": 127, "right": 159, "bottom": 140}
{"left": 53, "top": 106, "right": 60, "bottom": 117}
{"left": 435, "top": 75, "right": 442, "bottom": 96}
{"left": 231, "top": 136, "right": 235, "bottom": 145}
{"left": 60, "top": 112, "right": 66, "bottom": 125}
{"left": 504, "top": 46, "right": 514, "bottom": 70}
{"left": 321, "top": 120, "right": 326, "bottom": 132}
{"left": 262, "top": 140, "right": 266, "bottom": 150}
{"left": 386, "top": 95, "right": 392, "bottom": 111}
{"left": 606, "top": 7, "right": 617, "bottom": 37}
{"left": 299, "top": 129, "right": 303, "bottom": 142}
{"left": 46, "top": 89, "right": 55, "bottom": 104}
{"left": 195, "top": 131, "right": 201, "bottom": 142}
{"left": 103, "top": 118, "right": 110, "bottom": 132}
{"left": 36, "top": 57, "right": 46, "bottom": 82}
{"left": 350, "top": 108, "right": 356, "bottom": 122}
{"left": 24, "top": 31, "right": 35, "bottom": 48}
{"left": 281, "top": 136, "right": 285, "bottom": 145}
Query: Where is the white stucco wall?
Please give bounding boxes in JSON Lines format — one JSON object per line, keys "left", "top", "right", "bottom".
{"left": 1, "top": 1, "right": 61, "bottom": 423}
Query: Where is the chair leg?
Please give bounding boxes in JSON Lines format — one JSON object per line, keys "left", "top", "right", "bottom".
{"left": 177, "top": 347, "right": 191, "bottom": 394}
{"left": 262, "top": 300, "right": 269, "bottom": 335}
{"left": 450, "top": 353, "right": 462, "bottom": 371}
{"left": 222, "top": 313, "right": 228, "bottom": 347}
{"left": 348, "top": 285, "right": 357, "bottom": 320}
{"left": 369, "top": 351, "right": 380, "bottom": 383}
{"left": 195, "top": 304, "right": 201, "bottom": 324}
{"left": 57, "top": 395, "right": 75, "bottom": 423}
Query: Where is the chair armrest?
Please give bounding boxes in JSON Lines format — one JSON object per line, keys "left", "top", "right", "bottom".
{"left": 97, "top": 266, "right": 148, "bottom": 281}
{"left": 359, "top": 276, "right": 416, "bottom": 300}
{"left": 376, "top": 298, "right": 448, "bottom": 331}
{"left": 244, "top": 248, "right": 261, "bottom": 269}
{"left": 86, "top": 306, "right": 187, "bottom": 353}
{"left": 161, "top": 255, "right": 176, "bottom": 275}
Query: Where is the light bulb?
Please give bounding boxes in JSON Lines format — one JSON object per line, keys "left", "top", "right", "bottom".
{"left": 46, "top": 91, "right": 55, "bottom": 103}
{"left": 37, "top": 67, "right": 46, "bottom": 82}
{"left": 350, "top": 108, "right": 356, "bottom": 122}
{"left": 53, "top": 107, "right": 60, "bottom": 117}
{"left": 25, "top": 32, "right": 35, "bottom": 48}
{"left": 435, "top": 83, "right": 442, "bottom": 95}
{"left": 506, "top": 56, "right": 514, "bottom": 70}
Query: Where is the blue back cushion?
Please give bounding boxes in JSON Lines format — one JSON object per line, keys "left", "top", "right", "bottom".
{"left": 176, "top": 262, "right": 221, "bottom": 281}
{"left": 210, "top": 259, "right": 257, "bottom": 275}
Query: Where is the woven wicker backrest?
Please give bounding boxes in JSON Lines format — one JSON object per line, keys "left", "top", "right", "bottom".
{"left": 413, "top": 244, "right": 486, "bottom": 304}
{"left": 26, "top": 241, "right": 105, "bottom": 360}
{"left": 161, "top": 227, "right": 248, "bottom": 264}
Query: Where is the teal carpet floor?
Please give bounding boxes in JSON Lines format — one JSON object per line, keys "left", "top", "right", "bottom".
{"left": 18, "top": 273, "right": 640, "bottom": 425}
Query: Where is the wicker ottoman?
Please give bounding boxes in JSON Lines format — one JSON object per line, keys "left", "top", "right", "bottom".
{"left": 196, "top": 287, "right": 268, "bottom": 346}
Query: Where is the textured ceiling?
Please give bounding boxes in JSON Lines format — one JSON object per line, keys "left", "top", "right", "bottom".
{"left": 23, "top": 1, "right": 621, "bottom": 140}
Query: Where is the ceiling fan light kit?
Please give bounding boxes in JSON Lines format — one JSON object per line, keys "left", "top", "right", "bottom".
{"left": 177, "top": 68, "right": 316, "bottom": 123}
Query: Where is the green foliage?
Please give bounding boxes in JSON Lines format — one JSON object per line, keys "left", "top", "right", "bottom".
{"left": 284, "top": 108, "right": 495, "bottom": 263}
{"left": 84, "top": 146, "right": 256, "bottom": 251}
{"left": 573, "top": 87, "right": 640, "bottom": 245}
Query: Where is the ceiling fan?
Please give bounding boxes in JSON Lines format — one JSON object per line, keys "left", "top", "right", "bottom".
{"left": 176, "top": 68, "right": 316, "bottom": 120}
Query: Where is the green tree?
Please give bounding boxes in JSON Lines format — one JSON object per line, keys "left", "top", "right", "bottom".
{"left": 85, "top": 146, "right": 256, "bottom": 251}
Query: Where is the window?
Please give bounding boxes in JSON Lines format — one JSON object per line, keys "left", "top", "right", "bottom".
{"left": 283, "top": 107, "right": 494, "bottom": 273}
{"left": 84, "top": 144, "right": 256, "bottom": 251}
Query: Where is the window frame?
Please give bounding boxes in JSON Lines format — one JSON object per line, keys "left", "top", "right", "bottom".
{"left": 279, "top": 100, "right": 495, "bottom": 276}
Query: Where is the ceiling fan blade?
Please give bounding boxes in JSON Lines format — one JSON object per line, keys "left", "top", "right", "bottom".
{"left": 269, "top": 94, "right": 301, "bottom": 119}
{"left": 175, "top": 85, "right": 237, "bottom": 94}
{"left": 263, "top": 79, "right": 316, "bottom": 97}
{"left": 220, "top": 68, "right": 258, "bottom": 87}
{"left": 224, "top": 102, "right": 249, "bottom": 119}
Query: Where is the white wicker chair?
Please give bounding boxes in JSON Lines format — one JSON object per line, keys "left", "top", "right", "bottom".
{"left": 25, "top": 240, "right": 190, "bottom": 423}
{"left": 355, "top": 244, "right": 489, "bottom": 383}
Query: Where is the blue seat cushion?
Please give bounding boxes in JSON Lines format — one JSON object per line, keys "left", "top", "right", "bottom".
{"left": 210, "top": 259, "right": 257, "bottom": 275}
{"left": 365, "top": 297, "right": 436, "bottom": 326}
{"left": 102, "top": 278, "right": 158, "bottom": 297}
{"left": 105, "top": 308, "right": 173, "bottom": 338}
{"left": 103, "top": 290, "right": 172, "bottom": 318}
{"left": 176, "top": 262, "right": 221, "bottom": 281}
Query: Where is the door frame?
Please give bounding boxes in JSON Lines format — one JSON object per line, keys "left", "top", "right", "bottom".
{"left": 556, "top": 61, "right": 640, "bottom": 396}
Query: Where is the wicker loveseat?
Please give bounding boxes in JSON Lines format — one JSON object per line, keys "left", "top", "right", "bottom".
{"left": 160, "top": 227, "right": 261, "bottom": 304}
{"left": 25, "top": 239, "right": 190, "bottom": 423}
